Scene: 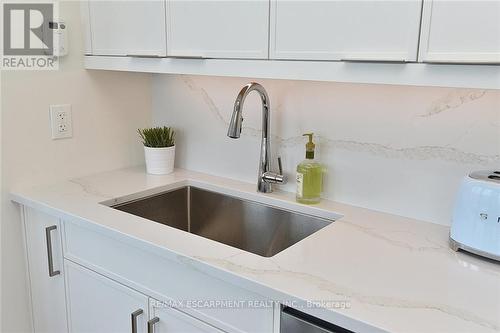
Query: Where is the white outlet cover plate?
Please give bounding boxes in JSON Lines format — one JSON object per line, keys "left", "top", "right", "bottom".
{"left": 50, "top": 104, "right": 72, "bottom": 139}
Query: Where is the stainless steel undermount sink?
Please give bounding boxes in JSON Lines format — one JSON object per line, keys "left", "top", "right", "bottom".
{"left": 110, "top": 186, "right": 333, "bottom": 257}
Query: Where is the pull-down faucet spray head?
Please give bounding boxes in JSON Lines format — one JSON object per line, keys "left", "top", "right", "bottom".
{"left": 228, "top": 83, "right": 256, "bottom": 139}
{"left": 227, "top": 99, "right": 243, "bottom": 139}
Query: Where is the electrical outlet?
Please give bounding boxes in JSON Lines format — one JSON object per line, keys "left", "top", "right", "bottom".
{"left": 50, "top": 104, "right": 72, "bottom": 139}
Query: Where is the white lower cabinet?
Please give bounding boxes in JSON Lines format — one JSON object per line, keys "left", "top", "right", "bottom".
{"left": 65, "top": 260, "right": 149, "bottom": 333}
{"left": 23, "top": 207, "right": 68, "bottom": 333}
{"left": 22, "top": 207, "right": 275, "bottom": 333}
{"left": 65, "top": 261, "right": 226, "bottom": 333}
{"left": 64, "top": 220, "right": 275, "bottom": 332}
{"left": 148, "top": 299, "right": 223, "bottom": 333}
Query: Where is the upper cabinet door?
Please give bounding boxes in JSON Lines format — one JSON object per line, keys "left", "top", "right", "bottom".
{"left": 419, "top": 0, "right": 500, "bottom": 64}
{"left": 88, "top": 0, "right": 167, "bottom": 56}
{"left": 166, "top": 0, "right": 269, "bottom": 59}
{"left": 270, "top": 0, "right": 422, "bottom": 62}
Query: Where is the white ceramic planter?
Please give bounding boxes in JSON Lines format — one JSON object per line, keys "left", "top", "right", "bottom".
{"left": 144, "top": 146, "right": 175, "bottom": 175}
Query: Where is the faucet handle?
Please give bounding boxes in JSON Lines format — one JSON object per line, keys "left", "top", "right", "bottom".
{"left": 262, "top": 157, "right": 287, "bottom": 185}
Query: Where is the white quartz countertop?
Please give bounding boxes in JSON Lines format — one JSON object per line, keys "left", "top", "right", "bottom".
{"left": 11, "top": 167, "right": 500, "bottom": 333}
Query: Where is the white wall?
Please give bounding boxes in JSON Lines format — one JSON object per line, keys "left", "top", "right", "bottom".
{"left": 0, "top": 59, "right": 3, "bottom": 333}
{"left": 1, "top": 2, "right": 151, "bottom": 332}
{"left": 152, "top": 75, "right": 499, "bottom": 226}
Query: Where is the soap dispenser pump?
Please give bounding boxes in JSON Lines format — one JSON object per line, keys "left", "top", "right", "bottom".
{"left": 296, "top": 133, "right": 323, "bottom": 204}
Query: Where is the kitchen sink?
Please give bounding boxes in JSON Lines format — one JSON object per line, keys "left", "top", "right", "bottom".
{"left": 110, "top": 186, "right": 333, "bottom": 257}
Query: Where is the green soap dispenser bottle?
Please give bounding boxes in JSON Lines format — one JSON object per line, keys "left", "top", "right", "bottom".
{"left": 296, "top": 133, "right": 323, "bottom": 204}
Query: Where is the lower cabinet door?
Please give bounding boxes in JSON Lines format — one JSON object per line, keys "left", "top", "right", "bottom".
{"left": 23, "top": 207, "right": 68, "bottom": 333}
{"left": 148, "top": 299, "right": 223, "bottom": 333}
{"left": 65, "top": 260, "right": 149, "bottom": 333}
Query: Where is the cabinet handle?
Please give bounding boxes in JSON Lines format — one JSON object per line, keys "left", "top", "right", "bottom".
{"left": 147, "top": 317, "right": 159, "bottom": 333}
{"left": 45, "top": 225, "right": 60, "bottom": 277}
{"left": 125, "top": 54, "right": 164, "bottom": 58}
{"left": 340, "top": 57, "right": 408, "bottom": 63}
{"left": 168, "top": 55, "right": 206, "bottom": 59}
{"left": 131, "top": 309, "right": 143, "bottom": 333}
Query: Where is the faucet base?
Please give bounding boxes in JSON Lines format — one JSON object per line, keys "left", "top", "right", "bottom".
{"left": 258, "top": 181, "right": 272, "bottom": 193}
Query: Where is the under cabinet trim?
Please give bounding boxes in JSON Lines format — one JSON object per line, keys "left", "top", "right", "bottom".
{"left": 84, "top": 56, "right": 500, "bottom": 89}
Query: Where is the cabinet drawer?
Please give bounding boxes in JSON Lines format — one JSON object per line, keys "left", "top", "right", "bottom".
{"left": 149, "top": 298, "right": 223, "bottom": 333}
{"left": 65, "top": 260, "right": 149, "bottom": 333}
{"left": 63, "top": 220, "right": 274, "bottom": 333}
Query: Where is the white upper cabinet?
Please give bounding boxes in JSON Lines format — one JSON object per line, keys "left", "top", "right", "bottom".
{"left": 166, "top": 0, "right": 269, "bottom": 59}
{"left": 87, "top": 0, "right": 167, "bottom": 56}
{"left": 270, "top": 0, "right": 423, "bottom": 62}
{"left": 419, "top": 0, "right": 500, "bottom": 63}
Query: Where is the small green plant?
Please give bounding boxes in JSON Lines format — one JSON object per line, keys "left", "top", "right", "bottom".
{"left": 138, "top": 126, "right": 175, "bottom": 148}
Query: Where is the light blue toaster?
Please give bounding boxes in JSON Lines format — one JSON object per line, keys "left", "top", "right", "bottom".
{"left": 450, "top": 170, "right": 500, "bottom": 262}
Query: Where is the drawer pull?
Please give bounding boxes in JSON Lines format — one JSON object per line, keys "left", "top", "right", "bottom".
{"left": 45, "top": 225, "right": 60, "bottom": 277}
{"left": 131, "top": 309, "right": 143, "bottom": 333}
{"left": 147, "top": 317, "right": 160, "bottom": 333}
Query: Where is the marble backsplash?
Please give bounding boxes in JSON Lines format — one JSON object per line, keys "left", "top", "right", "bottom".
{"left": 152, "top": 75, "right": 499, "bottom": 226}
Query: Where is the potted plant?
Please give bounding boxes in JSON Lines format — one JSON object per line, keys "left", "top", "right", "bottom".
{"left": 138, "top": 126, "right": 175, "bottom": 175}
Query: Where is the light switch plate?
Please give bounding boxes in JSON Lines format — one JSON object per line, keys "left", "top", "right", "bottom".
{"left": 50, "top": 104, "right": 72, "bottom": 139}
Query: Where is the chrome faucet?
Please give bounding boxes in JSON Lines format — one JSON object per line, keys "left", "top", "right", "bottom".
{"left": 227, "top": 82, "right": 286, "bottom": 193}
